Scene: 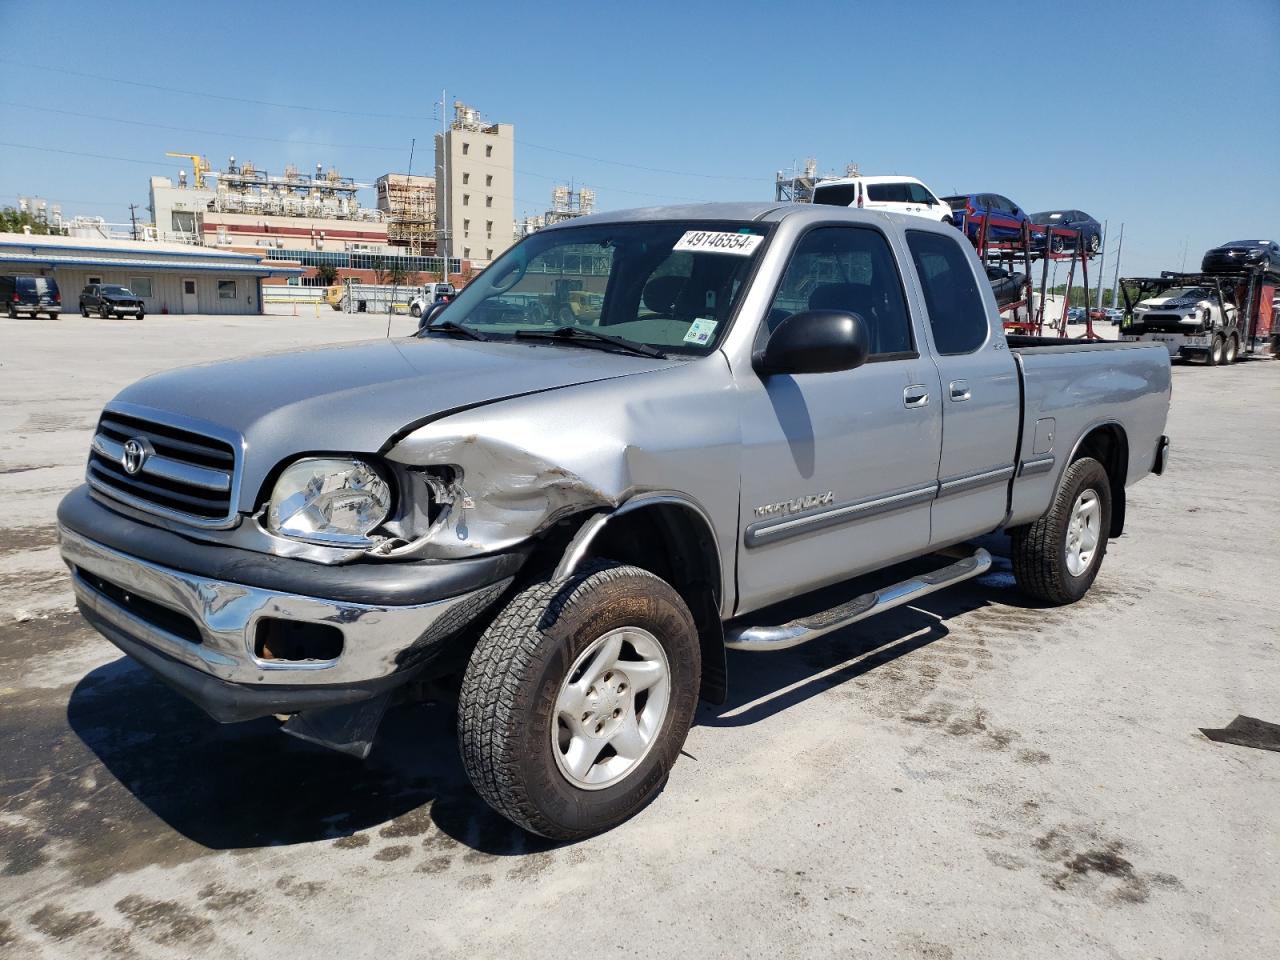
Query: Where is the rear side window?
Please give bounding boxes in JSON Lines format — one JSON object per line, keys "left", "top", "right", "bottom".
{"left": 867, "top": 182, "right": 912, "bottom": 203}
{"left": 905, "top": 231, "right": 989, "bottom": 355}
{"left": 811, "top": 183, "right": 858, "bottom": 207}
{"left": 767, "top": 226, "right": 914, "bottom": 358}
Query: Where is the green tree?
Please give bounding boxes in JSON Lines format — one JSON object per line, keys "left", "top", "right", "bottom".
{"left": 0, "top": 206, "right": 58, "bottom": 235}
{"left": 314, "top": 263, "right": 339, "bottom": 286}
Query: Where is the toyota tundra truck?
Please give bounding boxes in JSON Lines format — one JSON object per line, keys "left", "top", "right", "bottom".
{"left": 57, "top": 202, "right": 1172, "bottom": 839}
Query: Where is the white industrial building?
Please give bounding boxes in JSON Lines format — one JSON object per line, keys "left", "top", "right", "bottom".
{"left": 0, "top": 232, "right": 301, "bottom": 315}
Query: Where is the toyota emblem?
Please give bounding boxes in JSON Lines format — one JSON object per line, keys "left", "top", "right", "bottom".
{"left": 121, "top": 438, "right": 149, "bottom": 475}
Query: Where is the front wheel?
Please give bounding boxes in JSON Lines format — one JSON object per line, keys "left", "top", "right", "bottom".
{"left": 458, "top": 562, "right": 701, "bottom": 840}
{"left": 99, "top": 303, "right": 110, "bottom": 319}
{"left": 1011, "top": 457, "right": 1111, "bottom": 605}
{"left": 409, "top": 303, "right": 422, "bottom": 318}
{"left": 136, "top": 308, "right": 145, "bottom": 321}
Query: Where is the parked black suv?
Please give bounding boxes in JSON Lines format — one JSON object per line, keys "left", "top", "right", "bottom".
{"left": 1, "top": 275, "right": 62, "bottom": 318}
{"left": 80, "top": 284, "right": 145, "bottom": 319}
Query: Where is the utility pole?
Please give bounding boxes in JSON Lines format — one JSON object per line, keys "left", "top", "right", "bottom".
{"left": 438, "top": 88, "right": 449, "bottom": 271}
{"left": 1095, "top": 220, "right": 1108, "bottom": 312}
{"left": 128, "top": 203, "right": 139, "bottom": 241}
{"left": 1109, "top": 222, "right": 1125, "bottom": 309}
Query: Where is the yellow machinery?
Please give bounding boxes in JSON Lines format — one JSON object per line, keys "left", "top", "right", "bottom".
{"left": 165, "top": 152, "right": 211, "bottom": 189}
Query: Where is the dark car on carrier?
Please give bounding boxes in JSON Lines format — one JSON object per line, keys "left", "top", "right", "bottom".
{"left": 1201, "top": 240, "right": 1280, "bottom": 277}
{"left": 1031, "top": 210, "right": 1102, "bottom": 255}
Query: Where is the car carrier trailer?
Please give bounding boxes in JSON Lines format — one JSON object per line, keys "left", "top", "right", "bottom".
{"left": 1119, "top": 265, "right": 1276, "bottom": 364}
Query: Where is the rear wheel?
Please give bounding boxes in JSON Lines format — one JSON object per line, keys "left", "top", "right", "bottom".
{"left": 458, "top": 561, "right": 700, "bottom": 840}
{"left": 1011, "top": 457, "right": 1111, "bottom": 605}
{"left": 1224, "top": 334, "right": 1239, "bottom": 364}
{"left": 1207, "top": 334, "right": 1224, "bottom": 365}
{"left": 1088, "top": 233, "right": 1101, "bottom": 254}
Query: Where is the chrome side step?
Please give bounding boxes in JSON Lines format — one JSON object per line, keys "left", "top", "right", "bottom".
{"left": 724, "top": 548, "right": 992, "bottom": 651}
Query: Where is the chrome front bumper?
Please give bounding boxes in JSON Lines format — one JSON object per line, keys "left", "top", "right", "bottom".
{"left": 60, "top": 526, "right": 506, "bottom": 690}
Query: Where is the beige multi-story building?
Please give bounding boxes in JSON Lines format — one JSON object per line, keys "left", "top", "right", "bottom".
{"left": 435, "top": 102, "right": 515, "bottom": 265}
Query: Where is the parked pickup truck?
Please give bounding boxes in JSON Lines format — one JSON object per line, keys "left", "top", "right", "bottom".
{"left": 57, "top": 202, "right": 1172, "bottom": 839}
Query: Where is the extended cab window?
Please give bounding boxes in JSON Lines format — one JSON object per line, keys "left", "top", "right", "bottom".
{"left": 905, "top": 231, "right": 989, "bottom": 355}
{"left": 767, "top": 226, "right": 913, "bottom": 357}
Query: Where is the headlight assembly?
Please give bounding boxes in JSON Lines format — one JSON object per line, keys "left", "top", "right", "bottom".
{"left": 267, "top": 457, "right": 392, "bottom": 546}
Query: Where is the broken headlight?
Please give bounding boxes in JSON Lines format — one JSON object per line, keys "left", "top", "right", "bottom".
{"left": 267, "top": 457, "right": 392, "bottom": 546}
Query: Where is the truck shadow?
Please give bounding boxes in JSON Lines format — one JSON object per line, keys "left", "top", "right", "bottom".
{"left": 65, "top": 659, "right": 551, "bottom": 857}
{"left": 702, "top": 535, "right": 1047, "bottom": 727}
{"left": 64, "top": 537, "right": 1036, "bottom": 855}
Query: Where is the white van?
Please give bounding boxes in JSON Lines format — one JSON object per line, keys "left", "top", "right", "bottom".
{"left": 811, "top": 175, "right": 952, "bottom": 223}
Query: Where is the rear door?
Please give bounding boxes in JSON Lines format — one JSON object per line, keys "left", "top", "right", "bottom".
{"left": 903, "top": 229, "right": 1021, "bottom": 546}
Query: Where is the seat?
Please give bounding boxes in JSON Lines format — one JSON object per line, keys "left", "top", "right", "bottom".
{"left": 642, "top": 276, "right": 685, "bottom": 317}
{"left": 808, "top": 282, "right": 881, "bottom": 351}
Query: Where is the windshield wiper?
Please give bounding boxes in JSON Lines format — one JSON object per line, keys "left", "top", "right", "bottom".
{"left": 515, "top": 326, "right": 666, "bottom": 358}
{"left": 424, "top": 320, "right": 489, "bottom": 341}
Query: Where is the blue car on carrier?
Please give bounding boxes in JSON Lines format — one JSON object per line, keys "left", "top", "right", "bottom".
{"left": 941, "top": 193, "right": 1033, "bottom": 242}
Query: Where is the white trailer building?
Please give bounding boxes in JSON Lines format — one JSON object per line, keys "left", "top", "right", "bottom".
{"left": 0, "top": 233, "right": 301, "bottom": 315}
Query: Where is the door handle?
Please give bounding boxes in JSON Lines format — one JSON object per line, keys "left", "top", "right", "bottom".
{"left": 904, "top": 385, "right": 930, "bottom": 408}
{"left": 949, "top": 380, "right": 971, "bottom": 402}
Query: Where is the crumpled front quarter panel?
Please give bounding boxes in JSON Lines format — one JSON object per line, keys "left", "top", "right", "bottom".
{"left": 386, "top": 357, "right": 743, "bottom": 584}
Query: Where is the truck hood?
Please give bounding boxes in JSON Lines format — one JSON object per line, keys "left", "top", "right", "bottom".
{"left": 111, "top": 336, "right": 676, "bottom": 511}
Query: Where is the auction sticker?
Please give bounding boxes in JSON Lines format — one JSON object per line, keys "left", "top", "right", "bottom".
{"left": 683, "top": 317, "right": 719, "bottom": 345}
{"left": 673, "top": 230, "right": 763, "bottom": 256}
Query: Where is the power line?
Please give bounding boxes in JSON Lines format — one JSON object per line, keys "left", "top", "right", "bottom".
{"left": 0, "top": 100, "right": 406, "bottom": 152}
{"left": 3, "top": 62, "right": 765, "bottom": 183}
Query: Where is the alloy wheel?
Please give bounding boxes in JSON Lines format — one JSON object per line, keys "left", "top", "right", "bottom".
{"left": 551, "top": 626, "right": 671, "bottom": 790}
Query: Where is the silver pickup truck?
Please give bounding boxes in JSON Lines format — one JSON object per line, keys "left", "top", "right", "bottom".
{"left": 57, "top": 202, "right": 1171, "bottom": 839}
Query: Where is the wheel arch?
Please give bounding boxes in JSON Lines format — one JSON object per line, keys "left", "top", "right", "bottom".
{"left": 1066, "top": 421, "right": 1129, "bottom": 538}
{"left": 551, "top": 493, "right": 728, "bottom": 704}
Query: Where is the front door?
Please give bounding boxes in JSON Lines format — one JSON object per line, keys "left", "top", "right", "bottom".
{"left": 903, "top": 229, "right": 1021, "bottom": 546}
{"left": 181, "top": 278, "right": 198, "bottom": 313}
{"left": 734, "top": 224, "right": 943, "bottom": 615}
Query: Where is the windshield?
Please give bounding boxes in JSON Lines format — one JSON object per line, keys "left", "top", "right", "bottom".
{"left": 101, "top": 285, "right": 133, "bottom": 296}
{"left": 1151, "top": 287, "right": 1206, "bottom": 302}
{"left": 423, "top": 220, "right": 772, "bottom": 355}
{"left": 1224, "top": 240, "right": 1266, "bottom": 247}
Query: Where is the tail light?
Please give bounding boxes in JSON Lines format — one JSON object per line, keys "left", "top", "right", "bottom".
{"left": 856, "top": 184, "right": 864, "bottom": 208}
{"left": 10, "top": 293, "right": 16, "bottom": 302}
{"left": 54, "top": 292, "right": 61, "bottom": 304}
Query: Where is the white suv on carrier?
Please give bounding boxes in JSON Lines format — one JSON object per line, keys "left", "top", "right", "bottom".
{"left": 811, "top": 175, "right": 952, "bottom": 223}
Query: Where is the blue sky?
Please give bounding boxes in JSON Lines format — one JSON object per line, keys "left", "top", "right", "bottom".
{"left": 1, "top": 0, "right": 1277, "bottom": 278}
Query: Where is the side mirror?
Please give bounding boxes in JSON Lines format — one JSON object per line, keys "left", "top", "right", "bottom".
{"left": 754, "top": 310, "right": 870, "bottom": 376}
{"left": 418, "top": 301, "right": 448, "bottom": 332}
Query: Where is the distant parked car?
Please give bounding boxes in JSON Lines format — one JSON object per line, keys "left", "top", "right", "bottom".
{"left": 811, "top": 175, "right": 952, "bottom": 223}
{"left": 984, "top": 265, "right": 1028, "bottom": 309}
{"left": 80, "top": 284, "right": 144, "bottom": 319}
{"left": 940, "top": 193, "right": 1033, "bottom": 242}
{"left": 0, "top": 274, "right": 61, "bottom": 318}
{"left": 1201, "top": 239, "right": 1280, "bottom": 277}
{"left": 1031, "top": 210, "right": 1103, "bottom": 254}
{"left": 1105, "top": 308, "right": 1123, "bottom": 325}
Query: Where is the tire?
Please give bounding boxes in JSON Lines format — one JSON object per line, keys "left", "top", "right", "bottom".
{"left": 1011, "top": 457, "right": 1111, "bottom": 606}
{"left": 6, "top": 305, "right": 15, "bottom": 319}
{"left": 458, "top": 561, "right": 701, "bottom": 840}
{"left": 99, "top": 303, "right": 110, "bottom": 319}
{"left": 80, "top": 304, "right": 89, "bottom": 317}
{"left": 136, "top": 308, "right": 145, "bottom": 321}
{"left": 409, "top": 303, "right": 421, "bottom": 318}
{"left": 1088, "top": 233, "right": 1101, "bottom": 254}
{"left": 1223, "top": 334, "right": 1238, "bottom": 364}
{"left": 1051, "top": 237, "right": 1065, "bottom": 254}
{"left": 1207, "top": 334, "right": 1224, "bottom": 366}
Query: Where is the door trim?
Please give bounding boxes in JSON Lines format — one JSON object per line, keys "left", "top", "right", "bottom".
{"left": 744, "top": 482, "right": 938, "bottom": 548}
{"left": 937, "top": 464, "right": 1015, "bottom": 498}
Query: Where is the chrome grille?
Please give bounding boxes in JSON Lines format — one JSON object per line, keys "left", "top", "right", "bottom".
{"left": 87, "top": 409, "right": 239, "bottom": 526}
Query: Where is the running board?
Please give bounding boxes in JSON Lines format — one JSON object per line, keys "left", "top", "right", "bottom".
{"left": 724, "top": 549, "right": 992, "bottom": 652}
